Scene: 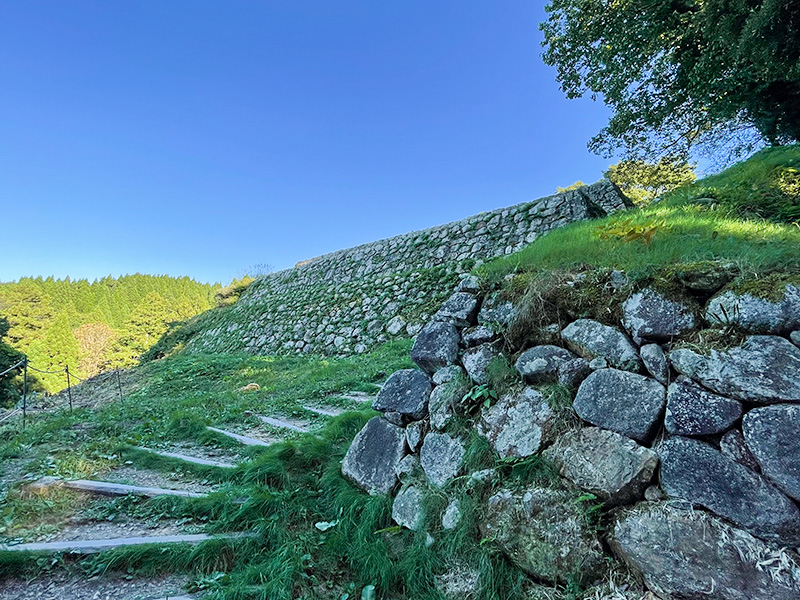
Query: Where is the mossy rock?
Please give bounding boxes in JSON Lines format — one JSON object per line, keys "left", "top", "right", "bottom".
{"left": 655, "top": 260, "right": 740, "bottom": 296}
{"left": 728, "top": 272, "right": 800, "bottom": 302}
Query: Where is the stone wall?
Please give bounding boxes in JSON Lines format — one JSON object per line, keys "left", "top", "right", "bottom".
{"left": 341, "top": 265, "right": 800, "bottom": 598}
{"left": 185, "top": 181, "right": 629, "bottom": 356}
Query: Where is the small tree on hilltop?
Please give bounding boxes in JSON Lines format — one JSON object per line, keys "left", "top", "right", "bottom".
{"left": 605, "top": 157, "right": 697, "bottom": 206}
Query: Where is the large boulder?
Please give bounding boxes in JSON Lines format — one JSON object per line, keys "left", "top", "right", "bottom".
{"left": 561, "top": 319, "right": 642, "bottom": 372}
{"left": 341, "top": 417, "right": 408, "bottom": 495}
{"left": 573, "top": 369, "right": 666, "bottom": 442}
{"left": 544, "top": 427, "right": 658, "bottom": 506}
{"left": 434, "top": 292, "right": 480, "bottom": 328}
{"left": 420, "top": 432, "right": 465, "bottom": 488}
{"left": 477, "top": 387, "right": 555, "bottom": 458}
{"left": 461, "top": 344, "right": 500, "bottom": 386}
{"left": 659, "top": 437, "right": 800, "bottom": 545}
{"left": 664, "top": 378, "right": 742, "bottom": 436}
{"left": 743, "top": 405, "right": 800, "bottom": 502}
{"left": 612, "top": 503, "right": 800, "bottom": 600}
{"left": 622, "top": 288, "right": 696, "bottom": 342}
{"left": 392, "top": 484, "right": 425, "bottom": 530}
{"left": 480, "top": 486, "right": 605, "bottom": 585}
{"left": 372, "top": 369, "right": 431, "bottom": 424}
{"left": 411, "top": 321, "right": 460, "bottom": 374}
{"left": 514, "top": 345, "right": 575, "bottom": 384}
{"left": 669, "top": 336, "right": 800, "bottom": 404}
{"left": 706, "top": 283, "right": 800, "bottom": 335}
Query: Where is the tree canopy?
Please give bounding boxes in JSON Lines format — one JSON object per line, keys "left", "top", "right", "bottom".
{"left": 540, "top": 0, "right": 800, "bottom": 158}
{"left": 0, "top": 274, "right": 219, "bottom": 393}
{"left": 0, "top": 317, "right": 24, "bottom": 406}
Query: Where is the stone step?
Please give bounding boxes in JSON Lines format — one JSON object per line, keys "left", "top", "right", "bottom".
{"left": 135, "top": 447, "right": 238, "bottom": 469}
{"left": 302, "top": 404, "right": 344, "bottom": 417}
{"left": 255, "top": 414, "right": 311, "bottom": 433}
{"left": 62, "top": 479, "right": 207, "bottom": 498}
{"left": 332, "top": 391, "right": 375, "bottom": 403}
{"left": 206, "top": 426, "right": 272, "bottom": 446}
{"left": 0, "top": 533, "right": 247, "bottom": 554}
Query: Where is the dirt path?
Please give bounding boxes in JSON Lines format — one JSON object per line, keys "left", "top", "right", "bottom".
{"left": 103, "top": 466, "right": 217, "bottom": 494}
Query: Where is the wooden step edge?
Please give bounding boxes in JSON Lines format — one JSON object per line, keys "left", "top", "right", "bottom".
{"left": 206, "top": 426, "right": 272, "bottom": 446}
{"left": 135, "top": 447, "right": 238, "bottom": 469}
{"left": 0, "top": 532, "right": 253, "bottom": 554}
{"left": 301, "top": 405, "right": 344, "bottom": 417}
{"left": 255, "top": 415, "right": 311, "bottom": 433}
{"left": 63, "top": 479, "right": 207, "bottom": 498}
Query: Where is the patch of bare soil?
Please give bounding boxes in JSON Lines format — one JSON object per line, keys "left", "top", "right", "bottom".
{"left": 45, "top": 515, "right": 197, "bottom": 543}
{"left": 103, "top": 467, "right": 215, "bottom": 494}
{"left": 0, "top": 573, "right": 190, "bottom": 600}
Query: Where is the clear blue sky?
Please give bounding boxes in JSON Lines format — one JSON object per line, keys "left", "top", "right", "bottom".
{"left": 1, "top": 1, "right": 614, "bottom": 285}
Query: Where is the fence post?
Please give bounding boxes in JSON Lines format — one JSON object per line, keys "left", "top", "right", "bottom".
{"left": 65, "top": 365, "right": 73, "bottom": 412}
{"left": 116, "top": 369, "right": 124, "bottom": 402}
{"left": 22, "top": 359, "right": 27, "bottom": 430}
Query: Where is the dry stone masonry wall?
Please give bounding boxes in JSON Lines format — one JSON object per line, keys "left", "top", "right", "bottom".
{"left": 185, "top": 181, "right": 629, "bottom": 356}
{"left": 342, "top": 265, "right": 800, "bottom": 599}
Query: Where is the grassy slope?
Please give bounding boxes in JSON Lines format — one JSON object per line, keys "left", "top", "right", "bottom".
{"left": 0, "top": 342, "right": 574, "bottom": 599}
{"left": 477, "top": 145, "right": 800, "bottom": 284}
{"left": 2, "top": 147, "right": 798, "bottom": 600}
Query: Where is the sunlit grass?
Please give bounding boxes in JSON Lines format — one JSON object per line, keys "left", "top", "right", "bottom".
{"left": 0, "top": 339, "right": 589, "bottom": 599}
{"left": 477, "top": 159, "right": 800, "bottom": 285}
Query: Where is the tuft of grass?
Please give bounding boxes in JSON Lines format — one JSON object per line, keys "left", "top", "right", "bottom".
{"left": 0, "top": 487, "right": 86, "bottom": 542}
{"left": 485, "top": 356, "right": 519, "bottom": 398}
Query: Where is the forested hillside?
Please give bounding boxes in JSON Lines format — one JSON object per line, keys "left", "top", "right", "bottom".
{"left": 0, "top": 274, "right": 219, "bottom": 394}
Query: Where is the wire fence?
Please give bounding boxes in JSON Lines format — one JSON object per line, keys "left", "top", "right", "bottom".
{"left": 0, "top": 355, "right": 124, "bottom": 430}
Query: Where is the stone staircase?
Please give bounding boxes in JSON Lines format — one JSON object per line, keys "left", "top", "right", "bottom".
{"left": 0, "top": 391, "right": 376, "bottom": 599}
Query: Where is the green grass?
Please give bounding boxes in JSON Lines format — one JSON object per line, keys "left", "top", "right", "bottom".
{"left": 0, "top": 337, "right": 613, "bottom": 599}
{"left": 10, "top": 148, "right": 795, "bottom": 598}
{"left": 477, "top": 146, "right": 800, "bottom": 285}
{"left": 692, "top": 145, "right": 800, "bottom": 223}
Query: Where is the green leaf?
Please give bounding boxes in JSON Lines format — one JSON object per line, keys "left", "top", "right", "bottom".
{"left": 361, "top": 584, "right": 376, "bottom": 600}
{"left": 314, "top": 520, "right": 339, "bottom": 532}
